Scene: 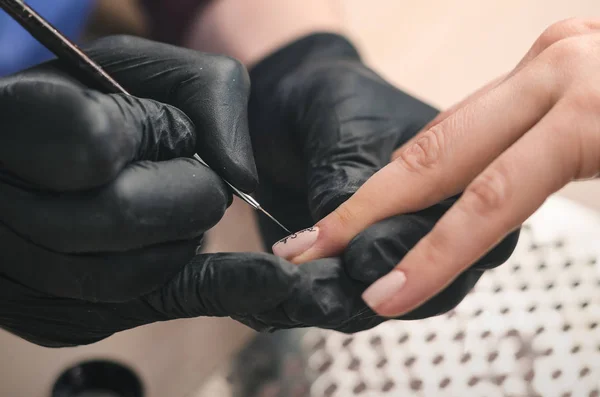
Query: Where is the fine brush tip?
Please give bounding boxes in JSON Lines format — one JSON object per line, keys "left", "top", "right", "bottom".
{"left": 258, "top": 207, "right": 291, "bottom": 234}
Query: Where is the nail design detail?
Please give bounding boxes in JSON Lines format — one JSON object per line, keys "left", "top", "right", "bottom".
{"left": 272, "top": 227, "right": 319, "bottom": 260}
{"left": 276, "top": 227, "right": 316, "bottom": 245}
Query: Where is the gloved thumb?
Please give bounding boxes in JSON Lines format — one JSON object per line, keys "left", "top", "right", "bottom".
{"left": 0, "top": 77, "right": 198, "bottom": 191}
{"left": 143, "top": 252, "right": 300, "bottom": 320}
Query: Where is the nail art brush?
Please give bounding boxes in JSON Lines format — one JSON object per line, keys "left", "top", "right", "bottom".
{"left": 0, "top": 0, "right": 291, "bottom": 234}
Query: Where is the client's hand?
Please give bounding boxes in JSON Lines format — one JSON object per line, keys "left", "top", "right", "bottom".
{"left": 244, "top": 34, "right": 519, "bottom": 332}
{"left": 284, "top": 19, "right": 600, "bottom": 318}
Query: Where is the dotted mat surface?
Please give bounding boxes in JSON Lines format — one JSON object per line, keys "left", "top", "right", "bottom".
{"left": 303, "top": 197, "right": 600, "bottom": 397}
{"left": 197, "top": 196, "right": 600, "bottom": 397}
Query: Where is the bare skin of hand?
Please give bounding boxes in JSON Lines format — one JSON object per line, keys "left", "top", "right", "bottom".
{"left": 183, "top": 0, "right": 343, "bottom": 66}
{"left": 272, "top": 18, "right": 600, "bottom": 316}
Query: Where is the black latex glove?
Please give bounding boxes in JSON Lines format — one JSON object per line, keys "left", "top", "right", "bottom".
{"left": 241, "top": 34, "right": 520, "bottom": 332}
{"left": 0, "top": 36, "right": 301, "bottom": 347}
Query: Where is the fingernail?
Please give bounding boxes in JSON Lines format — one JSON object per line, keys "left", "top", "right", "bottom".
{"left": 272, "top": 227, "right": 319, "bottom": 259}
{"left": 362, "top": 270, "right": 406, "bottom": 310}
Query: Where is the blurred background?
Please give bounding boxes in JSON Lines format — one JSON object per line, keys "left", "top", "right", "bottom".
{"left": 1, "top": 0, "right": 599, "bottom": 396}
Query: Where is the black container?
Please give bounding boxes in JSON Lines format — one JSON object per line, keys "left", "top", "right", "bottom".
{"left": 51, "top": 360, "right": 143, "bottom": 397}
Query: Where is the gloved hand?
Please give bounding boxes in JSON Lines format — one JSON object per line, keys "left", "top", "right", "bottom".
{"left": 0, "top": 35, "right": 300, "bottom": 347}
{"left": 241, "top": 34, "right": 520, "bottom": 332}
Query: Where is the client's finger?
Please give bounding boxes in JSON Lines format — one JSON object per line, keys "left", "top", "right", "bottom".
{"left": 274, "top": 64, "right": 557, "bottom": 263}
{"left": 362, "top": 99, "right": 595, "bottom": 316}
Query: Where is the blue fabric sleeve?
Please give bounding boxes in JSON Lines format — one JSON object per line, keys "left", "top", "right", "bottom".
{"left": 0, "top": 0, "right": 95, "bottom": 77}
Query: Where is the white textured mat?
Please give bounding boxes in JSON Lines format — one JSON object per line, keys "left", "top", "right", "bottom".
{"left": 304, "top": 196, "right": 600, "bottom": 397}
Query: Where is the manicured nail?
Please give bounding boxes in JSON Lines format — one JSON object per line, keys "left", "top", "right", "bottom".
{"left": 362, "top": 270, "right": 406, "bottom": 310}
{"left": 272, "top": 227, "right": 319, "bottom": 259}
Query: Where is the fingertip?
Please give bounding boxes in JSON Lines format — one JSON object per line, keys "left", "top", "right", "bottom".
{"left": 196, "top": 146, "right": 258, "bottom": 195}
{"left": 194, "top": 165, "right": 231, "bottom": 225}
{"left": 192, "top": 160, "right": 232, "bottom": 211}
{"left": 225, "top": 189, "right": 234, "bottom": 207}
{"left": 119, "top": 158, "right": 230, "bottom": 241}
{"left": 232, "top": 158, "right": 259, "bottom": 193}
{"left": 362, "top": 270, "right": 407, "bottom": 317}
{"left": 272, "top": 227, "right": 320, "bottom": 261}
{"left": 193, "top": 62, "right": 257, "bottom": 194}
{"left": 221, "top": 121, "right": 259, "bottom": 194}
{"left": 271, "top": 213, "right": 360, "bottom": 264}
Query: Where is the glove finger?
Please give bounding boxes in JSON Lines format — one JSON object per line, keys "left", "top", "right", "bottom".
{"left": 252, "top": 258, "right": 373, "bottom": 331}
{"left": 345, "top": 205, "right": 519, "bottom": 285}
{"left": 248, "top": 34, "right": 438, "bottom": 220}
{"left": 343, "top": 201, "right": 456, "bottom": 284}
{"left": 344, "top": 208, "right": 520, "bottom": 320}
{"left": 0, "top": 157, "right": 229, "bottom": 253}
{"left": 298, "top": 65, "right": 439, "bottom": 220}
{"left": 7, "top": 252, "right": 301, "bottom": 346}
{"left": 0, "top": 222, "right": 202, "bottom": 302}
{"left": 144, "top": 252, "right": 300, "bottom": 319}
{"left": 83, "top": 35, "right": 258, "bottom": 193}
{"left": 0, "top": 275, "right": 121, "bottom": 347}
{"left": 400, "top": 270, "right": 483, "bottom": 320}
{"left": 0, "top": 79, "right": 197, "bottom": 191}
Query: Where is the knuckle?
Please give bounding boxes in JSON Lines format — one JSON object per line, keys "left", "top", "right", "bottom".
{"left": 394, "top": 126, "right": 445, "bottom": 174}
{"left": 183, "top": 161, "right": 230, "bottom": 229}
{"left": 67, "top": 99, "right": 123, "bottom": 185}
{"left": 544, "top": 35, "right": 593, "bottom": 67}
{"left": 109, "top": 176, "right": 136, "bottom": 225}
{"left": 536, "top": 18, "right": 592, "bottom": 50}
{"left": 210, "top": 55, "right": 250, "bottom": 89}
{"left": 463, "top": 165, "right": 512, "bottom": 217}
{"left": 518, "top": 60, "right": 559, "bottom": 104}
{"left": 562, "top": 92, "right": 600, "bottom": 178}
{"left": 418, "top": 231, "right": 452, "bottom": 272}
{"left": 566, "top": 85, "right": 600, "bottom": 114}
{"left": 330, "top": 203, "right": 357, "bottom": 231}
{"left": 204, "top": 186, "right": 230, "bottom": 227}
